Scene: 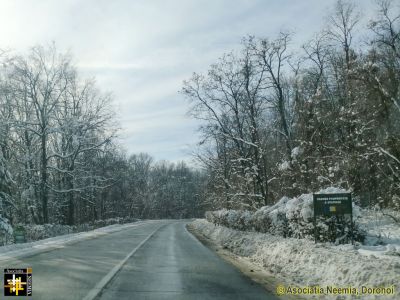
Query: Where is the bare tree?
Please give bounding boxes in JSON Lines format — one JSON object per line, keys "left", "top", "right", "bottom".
{"left": 326, "top": 0, "right": 361, "bottom": 70}
{"left": 8, "top": 45, "right": 71, "bottom": 223}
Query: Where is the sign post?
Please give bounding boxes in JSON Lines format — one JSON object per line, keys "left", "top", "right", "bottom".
{"left": 313, "top": 193, "right": 353, "bottom": 244}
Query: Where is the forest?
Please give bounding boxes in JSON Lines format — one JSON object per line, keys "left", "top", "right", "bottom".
{"left": 183, "top": 0, "right": 400, "bottom": 212}
{"left": 0, "top": 0, "right": 399, "bottom": 232}
{"left": 0, "top": 46, "right": 206, "bottom": 228}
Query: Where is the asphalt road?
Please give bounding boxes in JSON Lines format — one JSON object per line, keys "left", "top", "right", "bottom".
{"left": 1, "top": 220, "right": 278, "bottom": 300}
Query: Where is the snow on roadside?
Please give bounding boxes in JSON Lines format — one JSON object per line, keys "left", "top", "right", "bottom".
{"left": 0, "top": 221, "right": 154, "bottom": 261}
{"left": 191, "top": 219, "right": 400, "bottom": 300}
{"left": 355, "top": 208, "right": 400, "bottom": 258}
{"left": 207, "top": 187, "right": 365, "bottom": 243}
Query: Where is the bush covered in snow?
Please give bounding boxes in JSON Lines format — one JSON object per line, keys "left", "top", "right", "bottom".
{"left": 0, "top": 216, "right": 13, "bottom": 245}
{"left": 206, "top": 188, "right": 366, "bottom": 243}
{"left": 205, "top": 210, "right": 253, "bottom": 231}
{"left": 21, "top": 224, "right": 74, "bottom": 242}
{"left": 7, "top": 216, "right": 139, "bottom": 244}
{"left": 191, "top": 219, "right": 400, "bottom": 300}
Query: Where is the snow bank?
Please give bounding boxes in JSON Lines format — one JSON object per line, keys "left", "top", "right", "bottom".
{"left": 0, "top": 216, "right": 139, "bottom": 246}
{"left": 356, "top": 208, "right": 400, "bottom": 258}
{"left": 206, "top": 187, "right": 365, "bottom": 243}
{"left": 191, "top": 219, "right": 400, "bottom": 300}
{"left": 0, "top": 220, "right": 153, "bottom": 261}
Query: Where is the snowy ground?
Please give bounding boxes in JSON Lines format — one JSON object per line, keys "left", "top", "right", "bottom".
{"left": 356, "top": 208, "right": 400, "bottom": 258}
{"left": 191, "top": 218, "right": 400, "bottom": 299}
{"left": 0, "top": 220, "right": 155, "bottom": 262}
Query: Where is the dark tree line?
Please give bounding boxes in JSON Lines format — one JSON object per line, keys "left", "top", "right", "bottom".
{"left": 98, "top": 152, "right": 207, "bottom": 220}
{"left": 0, "top": 45, "right": 207, "bottom": 227}
{"left": 183, "top": 0, "right": 400, "bottom": 211}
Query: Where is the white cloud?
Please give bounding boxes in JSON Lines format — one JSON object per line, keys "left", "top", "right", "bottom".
{"left": 0, "top": 0, "right": 376, "bottom": 162}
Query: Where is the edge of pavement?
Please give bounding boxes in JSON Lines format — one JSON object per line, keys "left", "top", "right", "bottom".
{"left": 185, "top": 222, "right": 307, "bottom": 300}
{"left": 0, "top": 220, "right": 161, "bottom": 262}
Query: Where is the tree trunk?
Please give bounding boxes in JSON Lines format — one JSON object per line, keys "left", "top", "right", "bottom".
{"left": 41, "top": 133, "right": 48, "bottom": 224}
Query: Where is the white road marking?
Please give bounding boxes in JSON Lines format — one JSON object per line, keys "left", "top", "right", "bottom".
{"left": 0, "top": 221, "right": 155, "bottom": 262}
{"left": 82, "top": 222, "right": 167, "bottom": 300}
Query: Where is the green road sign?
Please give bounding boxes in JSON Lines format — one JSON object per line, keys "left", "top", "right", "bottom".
{"left": 13, "top": 226, "right": 26, "bottom": 244}
{"left": 313, "top": 193, "right": 353, "bottom": 244}
{"left": 313, "top": 193, "right": 352, "bottom": 216}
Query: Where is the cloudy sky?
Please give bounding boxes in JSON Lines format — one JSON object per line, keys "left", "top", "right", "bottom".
{"left": 0, "top": 0, "right": 376, "bottom": 163}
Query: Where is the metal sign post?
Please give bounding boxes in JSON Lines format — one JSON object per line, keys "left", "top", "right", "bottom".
{"left": 313, "top": 193, "right": 353, "bottom": 244}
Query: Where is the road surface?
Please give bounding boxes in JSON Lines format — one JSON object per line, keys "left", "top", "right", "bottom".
{"left": 1, "top": 220, "right": 279, "bottom": 299}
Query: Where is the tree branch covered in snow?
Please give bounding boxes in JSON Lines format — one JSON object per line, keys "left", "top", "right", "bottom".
{"left": 184, "top": 0, "right": 400, "bottom": 211}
